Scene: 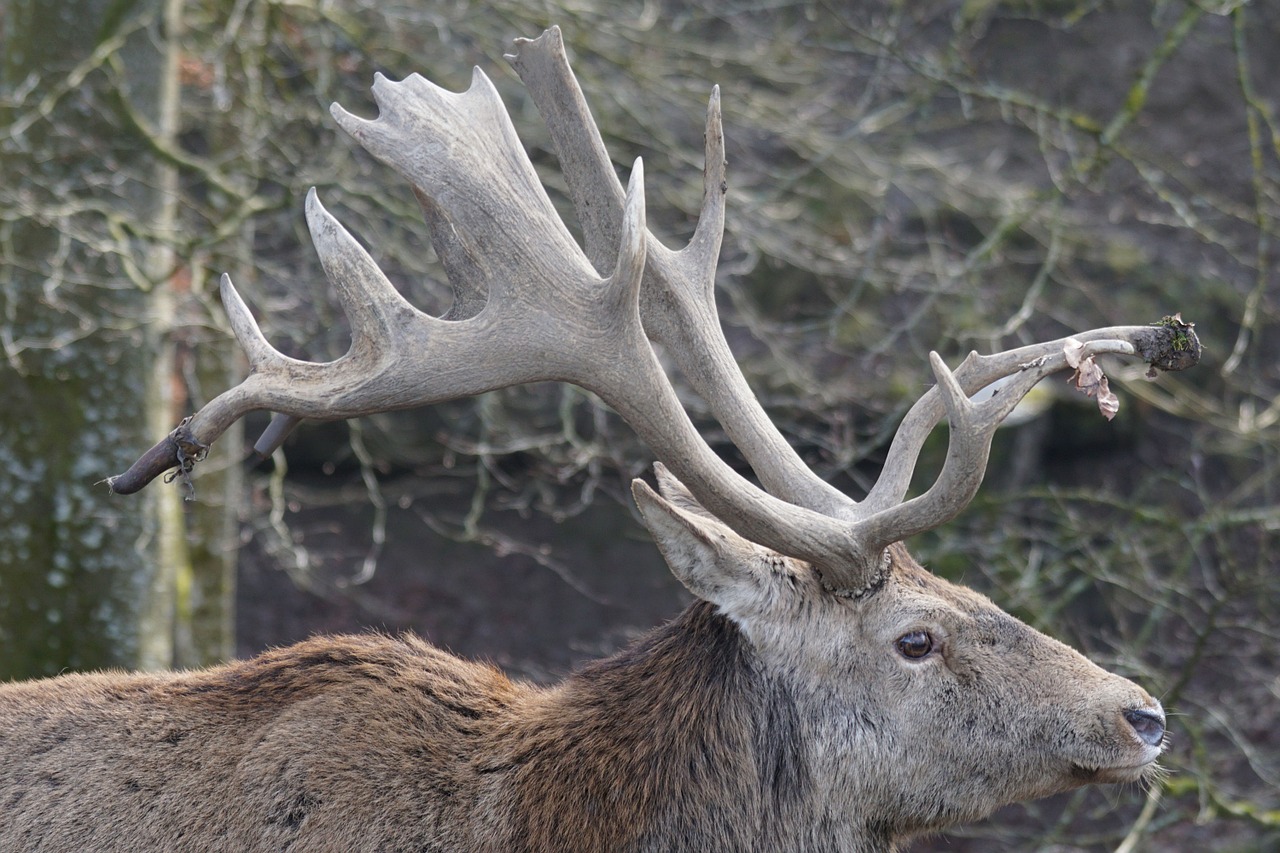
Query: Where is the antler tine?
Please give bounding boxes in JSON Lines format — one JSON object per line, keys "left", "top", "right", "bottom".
{"left": 220, "top": 274, "right": 300, "bottom": 457}
{"left": 305, "top": 187, "right": 422, "bottom": 348}
{"left": 220, "top": 273, "right": 276, "bottom": 370}
{"left": 862, "top": 330, "right": 1150, "bottom": 517}
{"left": 508, "top": 26, "right": 851, "bottom": 515}
{"left": 824, "top": 324, "right": 1201, "bottom": 585}
{"left": 835, "top": 351, "right": 1043, "bottom": 571}
{"left": 505, "top": 26, "right": 624, "bottom": 273}
{"left": 411, "top": 188, "right": 489, "bottom": 322}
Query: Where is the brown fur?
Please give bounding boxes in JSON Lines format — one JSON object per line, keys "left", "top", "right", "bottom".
{"left": 0, "top": 532, "right": 1163, "bottom": 852}
{"left": 0, "top": 607, "right": 801, "bottom": 852}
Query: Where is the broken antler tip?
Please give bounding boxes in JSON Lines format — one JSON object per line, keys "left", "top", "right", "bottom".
{"left": 104, "top": 434, "right": 184, "bottom": 495}
{"left": 253, "top": 413, "right": 304, "bottom": 458}
{"left": 1143, "top": 315, "right": 1201, "bottom": 372}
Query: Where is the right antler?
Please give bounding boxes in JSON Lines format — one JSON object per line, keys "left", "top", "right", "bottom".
{"left": 108, "top": 28, "right": 1200, "bottom": 596}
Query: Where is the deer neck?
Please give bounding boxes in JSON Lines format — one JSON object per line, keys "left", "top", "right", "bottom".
{"left": 480, "top": 602, "right": 893, "bottom": 853}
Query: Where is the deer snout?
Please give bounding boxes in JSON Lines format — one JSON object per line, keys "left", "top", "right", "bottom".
{"left": 1069, "top": 697, "right": 1166, "bottom": 786}
{"left": 1123, "top": 706, "right": 1166, "bottom": 748}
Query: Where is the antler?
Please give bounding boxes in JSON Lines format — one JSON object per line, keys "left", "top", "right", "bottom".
{"left": 506, "top": 28, "right": 852, "bottom": 517}
{"left": 108, "top": 28, "right": 1201, "bottom": 595}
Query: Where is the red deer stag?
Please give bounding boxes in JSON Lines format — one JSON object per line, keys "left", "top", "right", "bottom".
{"left": 2, "top": 26, "right": 1197, "bottom": 853}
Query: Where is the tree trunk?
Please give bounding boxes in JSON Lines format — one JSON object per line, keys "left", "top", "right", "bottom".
{"left": 0, "top": 0, "right": 233, "bottom": 677}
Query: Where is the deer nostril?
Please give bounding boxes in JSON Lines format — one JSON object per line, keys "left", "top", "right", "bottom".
{"left": 1123, "top": 708, "right": 1166, "bottom": 747}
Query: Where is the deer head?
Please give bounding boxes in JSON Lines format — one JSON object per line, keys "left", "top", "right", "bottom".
{"left": 96, "top": 25, "right": 1198, "bottom": 848}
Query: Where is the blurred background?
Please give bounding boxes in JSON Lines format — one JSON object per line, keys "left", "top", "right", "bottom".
{"left": 2, "top": 1, "right": 1277, "bottom": 850}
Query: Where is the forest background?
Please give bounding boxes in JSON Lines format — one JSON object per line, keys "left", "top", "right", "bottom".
{"left": 1, "top": 1, "right": 1277, "bottom": 850}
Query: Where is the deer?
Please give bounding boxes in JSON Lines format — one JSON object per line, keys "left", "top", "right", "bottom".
{"left": 0, "top": 26, "right": 1198, "bottom": 853}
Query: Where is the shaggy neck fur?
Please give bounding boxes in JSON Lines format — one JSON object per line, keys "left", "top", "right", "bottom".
{"left": 478, "top": 602, "right": 892, "bottom": 853}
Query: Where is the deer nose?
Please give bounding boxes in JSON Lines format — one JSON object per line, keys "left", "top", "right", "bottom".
{"left": 1123, "top": 708, "right": 1166, "bottom": 747}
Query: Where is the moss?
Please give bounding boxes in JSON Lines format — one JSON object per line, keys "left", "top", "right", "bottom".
{"left": 1154, "top": 314, "right": 1196, "bottom": 352}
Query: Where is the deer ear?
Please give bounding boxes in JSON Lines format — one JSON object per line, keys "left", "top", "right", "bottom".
{"left": 651, "top": 461, "right": 720, "bottom": 522}
{"left": 632, "top": 477, "right": 792, "bottom": 614}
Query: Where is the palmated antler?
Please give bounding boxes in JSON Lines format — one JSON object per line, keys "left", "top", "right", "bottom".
{"left": 108, "top": 28, "right": 1201, "bottom": 595}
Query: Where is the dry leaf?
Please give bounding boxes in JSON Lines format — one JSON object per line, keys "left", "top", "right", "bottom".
{"left": 1063, "top": 339, "right": 1120, "bottom": 421}
{"left": 1062, "top": 338, "right": 1086, "bottom": 369}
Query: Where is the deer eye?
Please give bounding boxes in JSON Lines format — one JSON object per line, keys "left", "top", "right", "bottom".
{"left": 896, "top": 631, "right": 934, "bottom": 660}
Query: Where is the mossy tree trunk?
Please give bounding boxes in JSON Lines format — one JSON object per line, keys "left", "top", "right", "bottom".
{"left": 0, "top": 0, "right": 234, "bottom": 678}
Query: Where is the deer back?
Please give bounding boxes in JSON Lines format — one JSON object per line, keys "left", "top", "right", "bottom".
{"left": 0, "top": 634, "right": 521, "bottom": 849}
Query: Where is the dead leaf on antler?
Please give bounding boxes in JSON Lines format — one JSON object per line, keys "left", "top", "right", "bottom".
{"left": 1063, "top": 338, "right": 1120, "bottom": 421}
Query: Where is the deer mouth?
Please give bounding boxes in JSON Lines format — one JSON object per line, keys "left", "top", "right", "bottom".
{"left": 1069, "top": 757, "right": 1160, "bottom": 785}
